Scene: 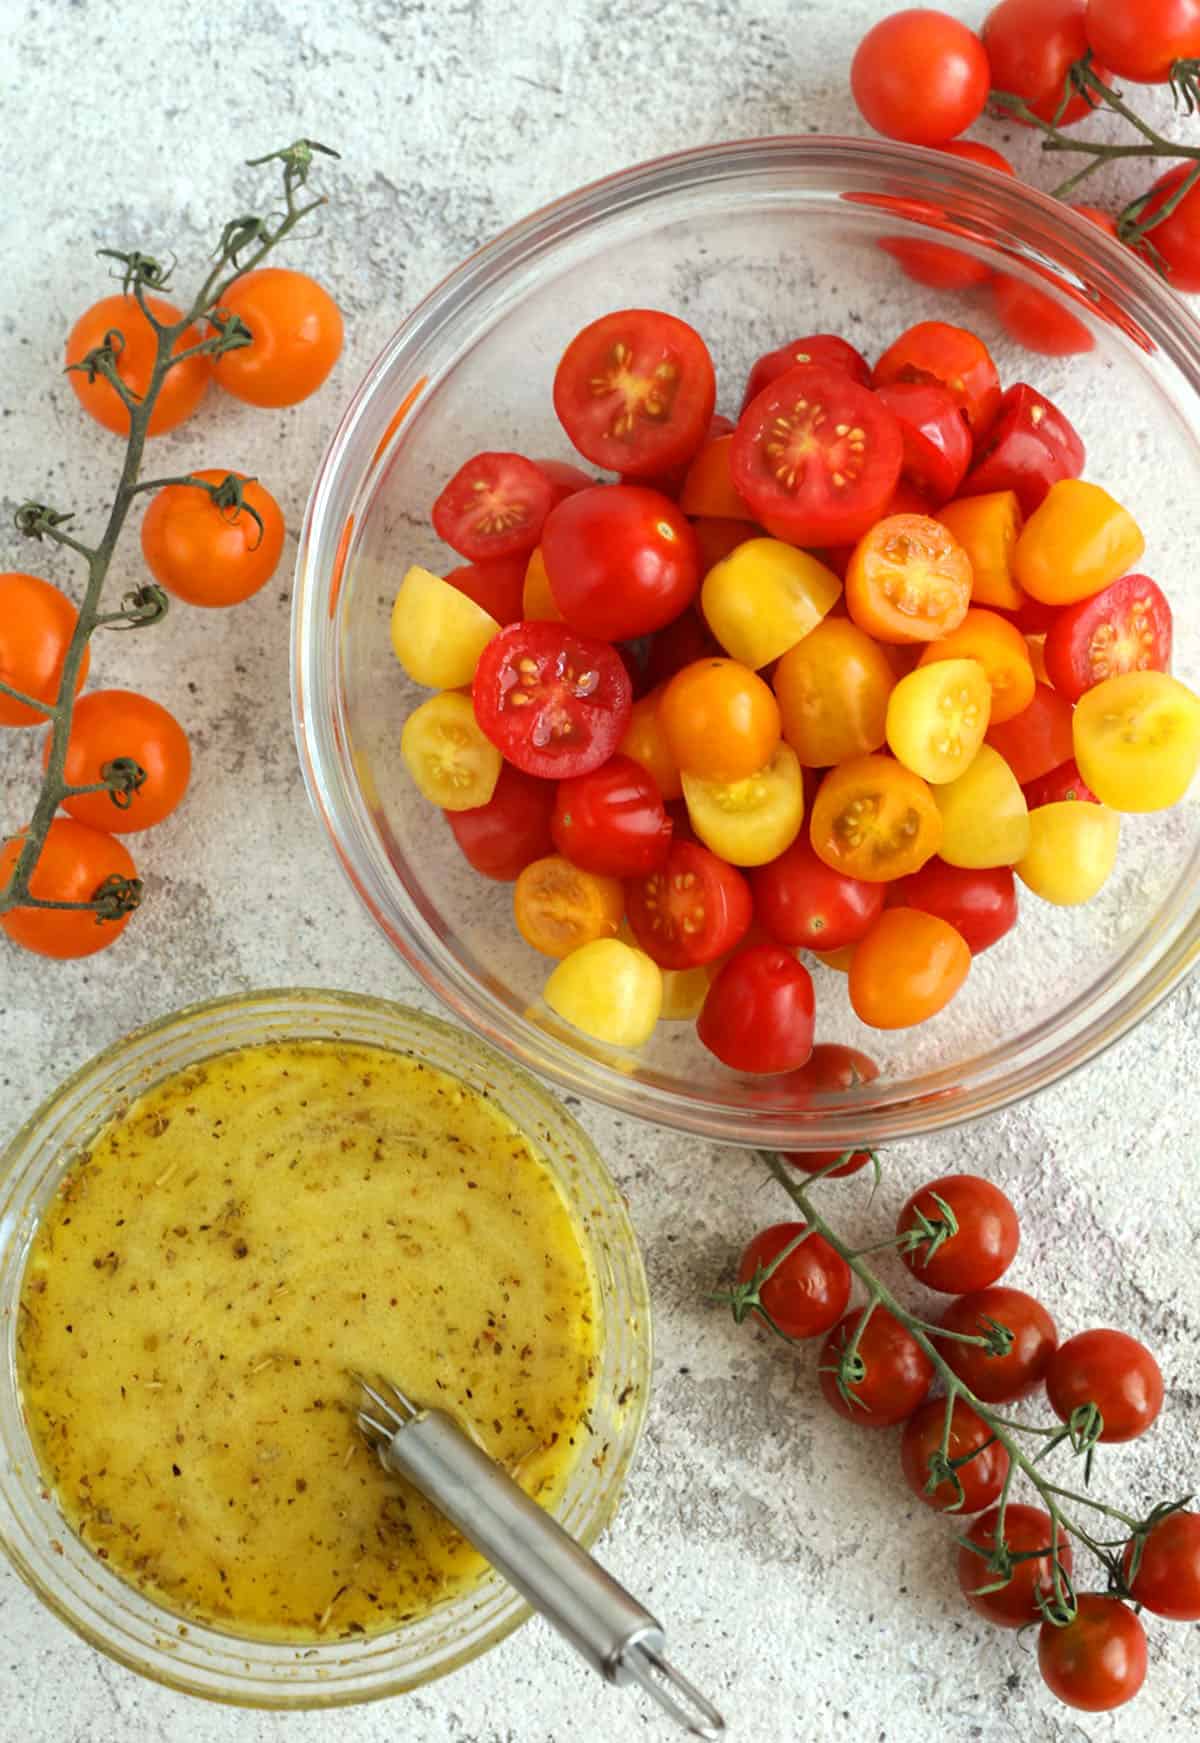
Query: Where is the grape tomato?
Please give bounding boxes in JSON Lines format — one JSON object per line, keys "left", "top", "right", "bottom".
{"left": 849, "top": 908, "right": 970, "bottom": 1029}
{"left": 1021, "top": 758, "right": 1097, "bottom": 809}
{"left": 390, "top": 565, "right": 500, "bottom": 690}
{"left": 680, "top": 435, "right": 756, "bottom": 520}
{"left": 986, "top": 682, "right": 1075, "bottom": 785}
{"left": 1014, "top": 479, "right": 1145, "bottom": 606}
{"left": 445, "top": 554, "right": 527, "bottom": 626}
{"left": 660, "top": 658, "right": 781, "bottom": 784}
{"left": 550, "top": 756, "right": 672, "bottom": 878}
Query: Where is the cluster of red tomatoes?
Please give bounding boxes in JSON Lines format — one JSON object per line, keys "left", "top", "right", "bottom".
{"left": 851, "top": 3, "right": 1200, "bottom": 352}
{"left": 395, "top": 303, "right": 1200, "bottom": 1066}
{"left": 737, "top": 1171, "right": 1195, "bottom": 1713}
{"left": 0, "top": 268, "right": 342, "bottom": 959}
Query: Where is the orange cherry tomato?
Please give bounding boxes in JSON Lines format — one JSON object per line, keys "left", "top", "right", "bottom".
{"left": 211, "top": 268, "right": 344, "bottom": 408}
{"left": 680, "top": 436, "right": 756, "bottom": 519}
{"left": 50, "top": 689, "right": 191, "bottom": 834}
{"left": 849, "top": 908, "right": 970, "bottom": 1028}
{"left": 65, "top": 293, "right": 211, "bottom": 436}
{"left": 0, "top": 819, "right": 139, "bottom": 959}
{"left": 1026, "top": 634, "right": 1050, "bottom": 685}
{"left": 918, "top": 608, "right": 1036, "bottom": 725}
{"left": 0, "top": 573, "right": 89, "bottom": 727}
{"left": 513, "top": 854, "right": 623, "bottom": 958}
{"left": 872, "top": 321, "right": 1002, "bottom": 432}
{"left": 522, "top": 546, "right": 563, "bottom": 621}
{"left": 660, "top": 657, "right": 781, "bottom": 783}
{"left": 691, "top": 517, "right": 759, "bottom": 573}
{"left": 773, "top": 617, "right": 896, "bottom": 766}
{"left": 140, "top": 471, "right": 286, "bottom": 607}
{"left": 846, "top": 514, "right": 973, "bottom": 644}
{"left": 986, "top": 683, "right": 1075, "bottom": 785}
{"left": 936, "top": 492, "right": 1026, "bottom": 611}
{"left": 619, "top": 689, "right": 683, "bottom": 800}
{"left": 1014, "top": 480, "right": 1145, "bottom": 605}
{"left": 810, "top": 754, "right": 942, "bottom": 882}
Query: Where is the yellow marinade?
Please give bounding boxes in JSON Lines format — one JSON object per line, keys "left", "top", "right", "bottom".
{"left": 17, "top": 1039, "right": 599, "bottom": 1642}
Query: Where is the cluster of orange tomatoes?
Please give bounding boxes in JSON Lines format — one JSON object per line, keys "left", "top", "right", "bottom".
{"left": 0, "top": 267, "right": 342, "bottom": 959}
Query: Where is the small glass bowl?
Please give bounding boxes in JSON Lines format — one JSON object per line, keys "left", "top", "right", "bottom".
{"left": 0, "top": 990, "right": 651, "bottom": 1708}
{"left": 293, "top": 137, "right": 1200, "bottom": 1150}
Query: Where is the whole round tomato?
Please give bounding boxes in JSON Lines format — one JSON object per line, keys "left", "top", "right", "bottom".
{"left": 751, "top": 834, "right": 884, "bottom": 952}
{"left": 446, "top": 763, "right": 556, "bottom": 881}
{"left": 873, "top": 322, "right": 1002, "bottom": 433}
{"left": 472, "top": 622, "right": 632, "bottom": 779}
{"left": 660, "top": 658, "right": 781, "bottom": 783}
{"left": 740, "top": 333, "right": 870, "bottom": 411}
{"left": 1135, "top": 164, "right": 1200, "bottom": 293}
{"left": 984, "top": 0, "right": 1111, "bottom": 123}
{"left": 444, "top": 555, "right": 528, "bottom": 626}
{"left": 810, "top": 755, "right": 942, "bottom": 883}
{"left": 963, "top": 383, "right": 1085, "bottom": 516}
{"left": 892, "top": 860, "right": 1018, "bottom": 954}
{"left": 541, "top": 485, "right": 701, "bottom": 640}
{"left": 1043, "top": 573, "right": 1172, "bottom": 702}
{"left": 1038, "top": 1596, "right": 1147, "bottom": 1713}
{"left": 1085, "top": 0, "right": 1200, "bottom": 83}
{"left": 850, "top": 908, "right": 971, "bottom": 1029}
{"left": 0, "top": 573, "right": 89, "bottom": 727}
{"left": 697, "top": 944, "right": 815, "bottom": 1074}
{"left": 626, "top": 839, "right": 752, "bottom": 969}
{"left": 433, "top": 452, "right": 554, "bottom": 564}
{"left": 780, "top": 1044, "right": 880, "bottom": 1177}
{"left": 736, "top": 1222, "right": 851, "bottom": 1340}
{"left": 0, "top": 819, "right": 139, "bottom": 959}
{"left": 819, "top": 1306, "right": 934, "bottom": 1427}
{"left": 873, "top": 381, "right": 973, "bottom": 505}
{"left": 1123, "top": 1509, "right": 1200, "bottom": 1621}
{"left": 65, "top": 293, "right": 210, "bottom": 436}
{"left": 937, "top": 1285, "right": 1058, "bottom": 1402}
{"left": 141, "top": 471, "right": 286, "bottom": 607}
{"left": 550, "top": 756, "right": 672, "bottom": 877}
{"left": 553, "top": 309, "right": 716, "bottom": 478}
{"left": 897, "top": 1174, "right": 1020, "bottom": 1294}
{"left": 851, "top": 9, "right": 990, "bottom": 144}
{"left": 773, "top": 617, "right": 896, "bottom": 768}
{"left": 53, "top": 689, "right": 191, "bottom": 834}
{"left": 211, "top": 267, "right": 343, "bottom": 407}
{"left": 900, "top": 1397, "right": 1011, "bottom": 1513}
{"left": 1045, "top": 1329, "right": 1164, "bottom": 1443}
{"left": 958, "top": 1504, "right": 1073, "bottom": 1627}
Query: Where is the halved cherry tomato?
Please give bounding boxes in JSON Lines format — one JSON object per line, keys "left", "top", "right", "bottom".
{"left": 887, "top": 659, "right": 992, "bottom": 783}
{"left": 1073, "top": 671, "right": 1200, "bottom": 811}
{"left": 680, "top": 436, "right": 755, "bottom": 519}
{"left": 541, "top": 484, "right": 701, "bottom": 640}
{"left": 401, "top": 692, "right": 502, "bottom": 810}
{"left": 390, "top": 565, "right": 500, "bottom": 689}
{"left": 53, "top": 689, "right": 191, "bottom": 835}
{"left": 682, "top": 743, "right": 805, "bottom": 867}
{"left": 626, "top": 839, "right": 753, "bottom": 969}
{"left": 691, "top": 516, "right": 758, "bottom": 574}
{"left": 543, "top": 937, "right": 662, "bottom": 1046}
{"left": 550, "top": 756, "right": 672, "bottom": 877}
{"left": 846, "top": 514, "right": 973, "bottom": 644}
{"left": 901, "top": 1397, "right": 1010, "bottom": 1515}
{"left": 849, "top": 908, "right": 970, "bottom": 1028}
{"left": 1043, "top": 573, "right": 1172, "bottom": 701}
{"left": 773, "top": 617, "right": 896, "bottom": 767}
{"left": 893, "top": 860, "right": 1018, "bottom": 953}
{"left": 643, "top": 609, "right": 721, "bottom": 690}
{"left": 810, "top": 755, "right": 942, "bottom": 882}
{"left": 872, "top": 322, "right": 1002, "bottom": 433}
{"left": 874, "top": 381, "right": 973, "bottom": 505}
{"left": 740, "top": 334, "right": 870, "bottom": 411}
{"left": 65, "top": 293, "right": 211, "bottom": 436}
{"left": 446, "top": 763, "right": 555, "bottom": 881}
{"left": 432, "top": 452, "right": 554, "bottom": 562}
{"left": 918, "top": 608, "right": 1036, "bottom": 725}
{"left": 1016, "top": 480, "right": 1144, "bottom": 606}
{"left": 732, "top": 364, "right": 903, "bottom": 547}
{"left": 1017, "top": 802, "right": 1120, "bottom": 904}
{"left": 936, "top": 492, "right": 1025, "bottom": 611}
{"left": 932, "top": 744, "right": 1031, "bottom": 868}
{"left": 521, "top": 547, "right": 562, "bottom": 622}
{"left": 0, "top": 819, "right": 139, "bottom": 959}
{"left": 660, "top": 658, "right": 781, "bottom": 783}
{"left": 445, "top": 554, "right": 527, "bottom": 626}
{"left": 534, "top": 458, "right": 594, "bottom": 504}
{"left": 1022, "top": 758, "right": 1097, "bottom": 809}
{"left": 472, "top": 621, "right": 633, "bottom": 780}
{"left": 0, "top": 572, "right": 89, "bottom": 727}
{"left": 514, "top": 854, "right": 624, "bottom": 957}
{"left": 619, "top": 688, "right": 682, "bottom": 800}
{"left": 986, "top": 682, "right": 1075, "bottom": 784}
{"left": 552, "top": 309, "right": 716, "bottom": 479}
{"left": 702, "top": 540, "right": 841, "bottom": 669}
{"left": 819, "top": 1306, "right": 934, "bottom": 1426}
{"left": 697, "top": 944, "right": 815, "bottom": 1073}
{"left": 962, "top": 383, "right": 1085, "bottom": 515}
{"left": 751, "top": 833, "right": 884, "bottom": 952}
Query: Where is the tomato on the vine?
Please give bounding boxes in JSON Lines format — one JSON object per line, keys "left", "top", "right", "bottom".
{"left": 1038, "top": 1595, "right": 1147, "bottom": 1713}
{"left": 0, "top": 820, "right": 139, "bottom": 959}
{"left": 874, "top": 381, "right": 973, "bottom": 505}
{"left": 65, "top": 293, "right": 210, "bottom": 436}
{"left": 849, "top": 908, "right": 971, "bottom": 1029}
{"left": 472, "top": 621, "right": 633, "bottom": 779}
{"left": 697, "top": 944, "right": 815, "bottom": 1073}
{"left": 1085, "top": 0, "right": 1200, "bottom": 85}
{"left": 958, "top": 1504, "right": 1074, "bottom": 1627}
{"left": 983, "top": 0, "right": 1109, "bottom": 124}
{"left": 992, "top": 271, "right": 1097, "bottom": 360}
{"left": 141, "top": 471, "right": 286, "bottom": 609}
{"left": 892, "top": 860, "right": 1018, "bottom": 953}
{"left": 873, "top": 321, "right": 1001, "bottom": 433}
{"left": 550, "top": 756, "right": 672, "bottom": 878}
{"left": 900, "top": 1397, "right": 1011, "bottom": 1513}
{"left": 53, "top": 689, "right": 191, "bottom": 834}
{"left": 819, "top": 1305, "right": 934, "bottom": 1427}
{"left": 962, "top": 383, "right": 1085, "bottom": 516}
{"left": 851, "top": 9, "right": 990, "bottom": 145}
{"left": 1046, "top": 1329, "right": 1164, "bottom": 1443}
{"left": 0, "top": 572, "right": 89, "bottom": 727}
{"left": 938, "top": 1285, "right": 1058, "bottom": 1402}
{"left": 736, "top": 1223, "right": 851, "bottom": 1340}
{"left": 751, "top": 833, "right": 884, "bottom": 952}
{"left": 446, "top": 763, "right": 555, "bottom": 881}
{"left": 1136, "top": 165, "right": 1200, "bottom": 293}
{"left": 433, "top": 452, "right": 554, "bottom": 563}
{"left": 1043, "top": 573, "right": 1172, "bottom": 701}
{"left": 211, "top": 267, "right": 343, "bottom": 407}
{"left": 1123, "top": 1509, "right": 1200, "bottom": 1621}
{"left": 897, "top": 1173, "right": 1020, "bottom": 1294}
{"left": 552, "top": 308, "right": 716, "bottom": 478}
{"left": 541, "top": 485, "right": 701, "bottom": 640}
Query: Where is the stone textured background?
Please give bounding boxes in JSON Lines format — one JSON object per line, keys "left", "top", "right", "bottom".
{"left": 1, "top": 1, "right": 1198, "bottom": 1739}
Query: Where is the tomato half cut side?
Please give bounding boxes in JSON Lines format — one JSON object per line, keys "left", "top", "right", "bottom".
{"left": 552, "top": 309, "right": 717, "bottom": 479}
{"left": 809, "top": 754, "right": 942, "bottom": 882}
{"left": 626, "top": 839, "right": 753, "bottom": 970}
{"left": 872, "top": 321, "right": 1002, "bottom": 433}
{"left": 732, "top": 364, "right": 903, "bottom": 547}
{"left": 845, "top": 514, "right": 973, "bottom": 644}
{"left": 740, "top": 333, "right": 871, "bottom": 411}
{"left": 1042, "top": 573, "right": 1173, "bottom": 701}
{"left": 873, "top": 381, "right": 973, "bottom": 505}
{"left": 472, "top": 620, "right": 633, "bottom": 779}
{"left": 961, "top": 383, "right": 1085, "bottom": 515}
{"left": 432, "top": 452, "right": 555, "bottom": 562}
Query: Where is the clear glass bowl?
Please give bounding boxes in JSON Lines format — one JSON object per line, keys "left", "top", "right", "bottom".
{"left": 293, "top": 137, "right": 1200, "bottom": 1150}
{"left": 0, "top": 990, "right": 651, "bottom": 1707}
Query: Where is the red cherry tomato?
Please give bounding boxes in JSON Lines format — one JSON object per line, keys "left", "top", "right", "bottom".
{"left": 736, "top": 1222, "right": 852, "bottom": 1340}
{"left": 697, "top": 944, "right": 815, "bottom": 1074}
{"left": 819, "top": 1306, "right": 934, "bottom": 1427}
{"left": 534, "top": 458, "right": 595, "bottom": 505}
{"left": 1085, "top": 0, "right": 1200, "bottom": 84}
{"left": 541, "top": 485, "right": 701, "bottom": 641}
{"left": 446, "top": 763, "right": 556, "bottom": 881}
{"left": 550, "top": 756, "right": 672, "bottom": 878}
{"left": 472, "top": 621, "right": 632, "bottom": 779}
{"left": 937, "top": 1286, "right": 1058, "bottom": 1402}
{"left": 1136, "top": 165, "right": 1200, "bottom": 292}
{"left": 874, "top": 381, "right": 973, "bottom": 506}
{"left": 873, "top": 322, "right": 1002, "bottom": 434}
{"left": 1038, "top": 1595, "right": 1147, "bottom": 1714}
{"left": 984, "top": 0, "right": 1111, "bottom": 124}
{"left": 962, "top": 383, "right": 1085, "bottom": 515}
{"left": 643, "top": 608, "right": 721, "bottom": 690}
{"left": 732, "top": 365, "right": 903, "bottom": 547}
{"left": 780, "top": 1045, "right": 880, "bottom": 1177}
{"left": 878, "top": 235, "right": 993, "bottom": 294}
{"left": 750, "top": 834, "right": 885, "bottom": 953}
{"left": 626, "top": 839, "right": 752, "bottom": 969}
{"left": 444, "top": 555, "right": 528, "bottom": 626}
{"left": 1123, "top": 1509, "right": 1200, "bottom": 1621}
{"left": 958, "top": 1504, "right": 1074, "bottom": 1627}
{"left": 1042, "top": 573, "right": 1172, "bottom": 701}
{"left": 897, "top": 1173, "right": 1020, "bottom": 1294}
{"left": 432, "top": 452, "right": 554, "bottom": 562}
{"left": 851, "top": 9, "right": 990, "bottom": 145}
{"left": 1046, "top": 1329, "right": 1164, "bottom": 1443}
{"left": 740, "top": 333, "right": 870, "bottom": 412}
{"left": 1022, "top": 758, "right": 1098, "bottom": 809}
{"left": 938, "top": 140, "right": 1017, "bottom": 174}
{"left": 985, "top": 683, "right": 1075, "bottom": 785}
{"left": 900, "top": 1397, "right": 1011, "bottom": 1513}
{"left": 553, "top": 309, "right": 716, "bottom": 478}
{"left": 891, "top": 860, "right": 1018, "bottom": 954}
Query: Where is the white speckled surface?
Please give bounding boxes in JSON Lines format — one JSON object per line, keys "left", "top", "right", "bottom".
{"left": 1, "top": 2, "right": 1198, "bottom": 1738}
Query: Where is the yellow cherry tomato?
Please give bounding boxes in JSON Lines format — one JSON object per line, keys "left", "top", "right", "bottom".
{"left": 773, "top": 617, "right": 896, "bottom": 767}
{"left": 701, "top": 538, "right": 841, "bottom": 669}
{"left": 682, "top": 743, "right": 804, "bottom": 867}
{"left": 936, "top": 492, "right": 1024, "bottom": 610}
{"left": 1014, "top": 480, "right": 1145, "bottom": 605}
{"left": 809, "top": 755, "right": 942, "bottom": 882}
{"left": 401, "top": 691, "right": 501, "bottom": 810}
{"left": 1072, "top": 670, "right": 1200, "bottom": 812}
{"left": 543, "top": 938, "right": 663, "bottom": 1047}
{"left": 660, "top": 657, "right": 782, "bottom": 782}
{"left": 514, "top": 855, "right": 623, "bottom": 959}
{"left": 390, "top": 564, "right": 500, "bottom": 689}
{"left": 885, "top": 658, "right": 992, "bottom": 784}
{"left": 619, "top": 688, "right": 682, "bottom": 800}
{"left": 918, "top": 607, "right": 1036, "bottom": 726}
{"left": 1017, "top": 802, "right": 1120, "bottom": 905}
{"left": 661, "top": 962, "right": 716, "bottom": 1020}
{"left": 522, "top": 546, "right": 562, "bottom": 621}
{"left": 931, "top": 743, "right": 1030, "bottom": 868}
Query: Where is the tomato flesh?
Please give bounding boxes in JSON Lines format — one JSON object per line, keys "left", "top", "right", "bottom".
{"left": 872, "top": 322, "right": 1001, "bottom": 433}
{"left": 541, "top": 484, "right": 701, "bottom": 641}
{"left": 432, "top": 451, "right": 554, "bottom": 562}
{"left": 697, "top": 944, "right": 815, "bottom": 1073}
{"left": 551, "top": 756, "right": 672, "bottom": 878}
{"left": 962, "top": 383, "right": 1085, "bottom": 515}
{"left": 626, "top": 839, "right": 752, "bottom": 970}
{"left": 553, "top": 308, "right": 716, "bottom": 478}
{"left": 1043, "top": 573, "right": 1172, "bottom": 701}
{"left": 472, "top": 621, "right": 632, "bottom": 779}
{"left": 846, "top": 514, "right": 973, "bottom": 644}
{"left": 874, "top": 381, "right": 973, "bottom": 505}
{"left": 810, "top": 754, "right": 942, "bottom": 882}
